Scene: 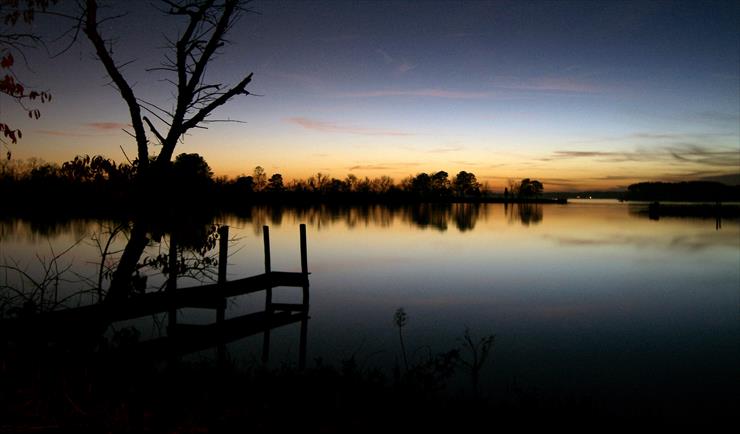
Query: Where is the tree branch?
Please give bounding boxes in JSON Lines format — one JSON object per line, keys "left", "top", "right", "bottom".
{"left": 83, "top": 0, "right": 149, "bottom": 169}
{"left": 143, "top": 116, "right": 166, "bottom": 146}
{"left": 182, "top": 72, "right": 251, "bottom": 131}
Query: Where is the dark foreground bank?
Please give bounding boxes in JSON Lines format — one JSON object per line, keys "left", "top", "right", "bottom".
{"left": 1, "top": 340, "right": 736, "bottom": 433}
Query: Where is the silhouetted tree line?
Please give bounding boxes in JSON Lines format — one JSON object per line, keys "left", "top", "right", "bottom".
{"left": 623, "top": 181, "right": 740, "bottom": 202}
{"left": 2, "top": 154, "right": 554, "bottom": 216}
{"left": 223, "top": 167, "right": 487, "bottom": 204}
{"left": 0, "top": 154, "right": 219, "bottom": 216}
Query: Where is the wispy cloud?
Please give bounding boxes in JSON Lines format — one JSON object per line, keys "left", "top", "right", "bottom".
{"left": 451, "top": 160, "right": 480, "bottom": 166}
{"left": 588, "top": 175, "right": 642, "bottom": 181}
{"left": 339, "top": 88, "right": 492, "bottom": 99}
{"left": 269, "top": 71, "right": 324, "bottom": 88}
{"left": 376, "top": 48, "right": 393, "bottom": 64}
{"left": 494, "top": 76, "right": 608, "bottom": 94}
{"left": 286, "top": 117, "right": 413, "bottom": 136}
{"left": 85, "top": 122, "right": 129, "bottom": 131}
{"left": 542, "top": 150, "right": 622, "bottom": 161}
{"left": 349, "top": 164, "right": 392, "bottom": 171}
{"left": 375, "top": 48, "right": 416, "bottom": 74}
{"left": 543, "top": 146, "right": 740, "bottom": 167}
{"left": 36, "top": 130, "right": 96, "bottom": 137}
{"left": 428, "top": 145, "right": 464, "bottom": 153}
{"left": 397, "top": 61, "right": 416, "bottom": 74}
{"left": 37, "top": 121, "right": 129, "bottom": 137}
{"left": 540, "top": 178, "right": 586, "bottom": 190}
{"left": 568, "top": 131, "right": 735, "bottom": 146}
{"left": 652, "top": 170, "right": 740, "bottom": 184}
{"left": 348, "top": 162, "right": 421, "bottom": 171}
{"left": 687, "top": 111, "right": 740, "bottom": 126}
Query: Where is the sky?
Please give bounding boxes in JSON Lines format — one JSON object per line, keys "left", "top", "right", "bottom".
{"left": 3, "top": 0, "right": 739, "bottom": 191}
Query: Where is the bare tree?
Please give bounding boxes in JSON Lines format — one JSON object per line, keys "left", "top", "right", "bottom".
{"left": 77, "top": 0, "right": 255, "bottom": 301}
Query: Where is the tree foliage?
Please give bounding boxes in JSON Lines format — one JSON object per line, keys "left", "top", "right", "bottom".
{"left": 453, "top": 171, "right": 480, "bottom": 197}
{"left": 0, "top": 0, "right": 55, "bottom": 154}
{"left": 517, "top": 178, "right": 543, "bottom": 198}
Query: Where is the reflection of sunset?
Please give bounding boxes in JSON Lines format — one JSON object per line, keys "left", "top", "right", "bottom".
{"left": 2, "top": 201, "right": 738, "bottom": 424}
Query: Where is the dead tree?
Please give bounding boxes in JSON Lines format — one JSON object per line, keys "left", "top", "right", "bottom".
{"left": 80, "top": 0, "right": 254, "bottom": 302}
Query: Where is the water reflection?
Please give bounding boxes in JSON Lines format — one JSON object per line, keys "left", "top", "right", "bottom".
{"left": 1, "top": 201, "right": 738, "bottom": 427}
{"left": 504, "top": 203, "right": 543, "bottom": 226}
{"left": 236, "top": 202, "right": 543, "bottom": 232}
{"left": 0, "top": 216, "right": 96, "bottom": 243}
{"left": 544, "top": 230, "right": 737, "bottom": 251}
{"left": 5, "top": 201, "right": 739, "bottom": 244}
{"left": 3, "top": 204, "right": 493, "bottom": 240}
{"left": 1, "top": 223, "right": 310, "bottom": 365}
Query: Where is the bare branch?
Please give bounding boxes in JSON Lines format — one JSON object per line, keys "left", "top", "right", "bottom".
{"left": 139, "top": 101, "right": 174, "bottom": 126}
{"left": 83, "top": 0, "right": 149, "bottom": 168}
{"left": 182, "top": 72, "right": 252, "bottom": 131}
{"left": 143, "top": 116, "right": 166, "bottom": 146}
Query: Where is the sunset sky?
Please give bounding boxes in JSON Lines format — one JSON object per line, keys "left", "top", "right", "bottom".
{"left": 5, "top": 0, "right": 739, "bottom": 191}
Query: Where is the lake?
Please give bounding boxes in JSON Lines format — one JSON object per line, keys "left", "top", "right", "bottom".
{"left": 1, "top": 200, "right": 738, "bottom": 410}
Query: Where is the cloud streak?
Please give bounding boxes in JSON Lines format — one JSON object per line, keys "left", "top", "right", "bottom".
{"left": 339, "top": 88, "right": 492, "bottom": 99}
{"left": 348, "top": 162, "right": 421, "bottom": 171}
{"left": 36, "top": 130, "right": 96, "bottom": 137}
{"left": 37, "top": 121, "right": 130, "bottom": 137}
{"left": 85, "top": 122, "right": 129, "bottom": 131}
{"left": 495, "top": 76, "right": 608, "bottom": 94}
{"left": 542, "top": 144, "right": 740, "bottom": 167}
{"left": 286, "top": 117, "right": 413, "bottom": 136}
{"left": 545, "top": 232, "right": 734, "bottom": 252}
{"left": 428, "top": 145, "right": 464, "bottom": 153}
{"left": 375, "top": 48, "right": 416, "bottom": 74}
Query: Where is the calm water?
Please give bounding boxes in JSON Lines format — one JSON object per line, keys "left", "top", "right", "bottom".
{"left": 2, "top": 200, "right": 738, "bottom": 403}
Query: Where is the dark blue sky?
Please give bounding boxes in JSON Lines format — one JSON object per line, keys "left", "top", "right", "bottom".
{"left": 8, "top": 0, "right": 740, "bottom": 189}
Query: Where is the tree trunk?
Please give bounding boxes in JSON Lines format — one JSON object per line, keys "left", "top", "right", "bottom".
{"left": 105, "top": 222, "right": 149, "bottom": 303}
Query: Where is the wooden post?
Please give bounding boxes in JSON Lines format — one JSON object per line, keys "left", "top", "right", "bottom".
{"left": 167, "top": 233, "right": 179, "bottom": 367}
{"left": 262, "top": 225, "right": 272, "bottom": 364}
{"left": 218, "top": 226, "right": 229, "bottom": 278}
{"left": 217, "top": 225, "right": 229, "bottom": 312}
{"left": 299, "top": 316, "right": 308, "bottom": 370}
{"left": 299, "top": 223, "right": 309, "bottom": 369}
{"left": 167, "top": 233, "right": 178, "bottom": 334}
{"left": 263, "top": 225, "right": 271, "bottom": 274}
{"left": 300, "top": 223, "right": 309, "bottom": 302}
{"left": 217, "top": 225, "right": 229, "bottom": 364}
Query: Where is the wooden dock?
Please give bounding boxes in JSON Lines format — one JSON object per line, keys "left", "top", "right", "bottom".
{"left": 1, "top": 224, "right": 311, "bottom": 368}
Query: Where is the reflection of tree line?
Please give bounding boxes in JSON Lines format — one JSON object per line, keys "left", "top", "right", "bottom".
{"left": 229, "top": 203, "right": 543, "bottom": 232}
{"left": 229, "top": 203, "right": 487, "bottom": 232}
{"left": 0, "top": 216, "right": 93, "bottom": 242}
{"left": 1, "top": 202, "right": 542, "bottom": 315}
{"left": 505, "top": 203, "right": 543, "bottom": 226}
{"left": 2, "top": 203, "right": 548, "bottom": 242}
